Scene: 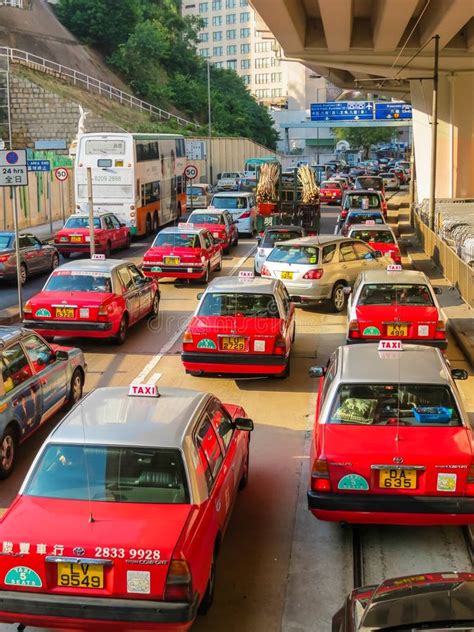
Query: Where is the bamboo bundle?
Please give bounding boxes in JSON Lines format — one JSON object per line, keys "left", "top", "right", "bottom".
{"left": 256, "top": 163, "right": 279, "bottom": 203}
{"left": 298, "top": 165, "right": 320, "bottom": 205}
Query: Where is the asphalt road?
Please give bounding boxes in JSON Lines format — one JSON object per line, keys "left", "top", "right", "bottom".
{"left": 0, "top": 200, "right": 472, "bottom": 632}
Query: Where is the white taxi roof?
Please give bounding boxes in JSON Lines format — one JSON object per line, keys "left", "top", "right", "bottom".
{"left": 357, "top": 268, "right": 431, "bottom": 285}
{"left": 205, "top": 276, "right": 280, "bottom": 295}
{"left": 336, "top": 344, "right": 451, "bottom": 385}
{"left": 189, "top": 209, "right": 225, "bottom": 216}
{"left": 348, "top": 224, "right": 396, "bottom": 234}
{"left": 47, "top": 387, "right": 210, "bottom": 449}
{"left": 52, "top": 259, "right": 128, "bottom": 273}
{"left": 159, "top": 225, "right": 205, "bottom": 235}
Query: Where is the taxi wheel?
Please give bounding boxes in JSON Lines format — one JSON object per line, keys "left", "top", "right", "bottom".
{"left": 216, "top": 255, "right": 223, "bottom": 272}
{"left": 198, "top": 553, "right": 216, "bottom": 615}
{"left": 331, "top": 283, "right": 347, "bottom": 313}
{"left": 233, "top": 233, "right": 239, "bottom": 247}
{"left": 203, "top": 265, "right": 210, "bottom": 284}
{"left": 19, "top": 263, "right": 27, "bottom": 285}
{"left": 67, "top": 369, "right": 84, "bottom": 407}
{"left": 51, "top": 253, "right": 60, "bottom": 271}
{"left": 115, "top": 315, "right": 128, "bottom": 345}
{"left": 124, "top": 234, "right": 131, "bottom": 250}
{"left": 151, "top": 293, "right": 160, "bottom": 317}
{"left": 145, "top": 215, "right": 152, "bottom": 236}
{"left": 239, "top": 451, "right": 249, "bottom": 490}
{"left": 0, "top": 426, "right": 17, "bottom": 479}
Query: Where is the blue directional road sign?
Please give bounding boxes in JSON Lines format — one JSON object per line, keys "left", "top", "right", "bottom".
{"left": 27, "top": 160, "right": 51, "bottom": 172}
{"left": 310, "top": 101, "right": 374, "bottom": 121}
{"left": 375, "top": 102, "right": 412, "bottom": 120}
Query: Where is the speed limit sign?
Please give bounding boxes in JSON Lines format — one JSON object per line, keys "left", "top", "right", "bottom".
{"left": 184, "top": 164, "right": 199, "bottom": 180}
{"left": 54, "top": 167, "right": 69, "bottom": 182}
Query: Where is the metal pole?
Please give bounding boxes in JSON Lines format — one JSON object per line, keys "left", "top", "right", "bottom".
{"left": 12, "top": 187, "right": 23, "bottom": 320}
{"left": 87, "top": 167, "right": 95, "bottom": 256}
{"left": 409, "top": 138, "right": 415, "bottom": 226}
{"left": 207, "top": 61, "right": 213, "bottom": 185}
{"left": 189, "top": 177, "right": 194, "bottom": 214}
{"left": 316, "top": 125, "right": 320, "bottom": 164}
{"left": 428, "top": 34, "right": 439, "bottom": 231}
{"left": 47, "top": 173, "right": 53, "bottom": 235}
{"left": 60, "top": 180, "right": 65, "bottom": 224}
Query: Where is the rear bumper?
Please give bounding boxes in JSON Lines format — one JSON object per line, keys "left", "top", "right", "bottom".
{"left": 0, "top": 590, "right": 198, "bottom": 628}
{"left": 24, "top": 319, "right": 114, "bottom": 334}
{"left": 346, "top": 337, "right": 448, "bottom": 350}
{"left": 182, "top": 351, "right": 286, "bottom": 374}
{"left": 143, "top": 266, "right": 205, "bottom": 280}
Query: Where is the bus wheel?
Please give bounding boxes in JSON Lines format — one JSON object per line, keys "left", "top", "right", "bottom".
{"left": 152, "top": 212, "right": 159, "bottom": 232}
{"left": 145, "top": 215, "right": 152, "bottom": 236}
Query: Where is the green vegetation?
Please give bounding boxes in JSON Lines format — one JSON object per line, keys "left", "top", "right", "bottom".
{"left": 56, "top": 0, "right": 278, "bottom": 148}
{"left": 332, "top": 127, "right": 393, "bottom": 159}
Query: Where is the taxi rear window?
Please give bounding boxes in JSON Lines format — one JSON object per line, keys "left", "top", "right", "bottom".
{"left": 153, "top": 233, "right": 199, "bottom": 248}
{"left": 267, "top": 244, "right": 319, "bottom": 265}
{"left": 25, "top": 445, "right": 190, "bottom": 504}
{"left": 358, "top": 284, "right": 434, "bottom": 306}
{"left": 0, "top": 235, "right": 12, "bottom": 250}
{"left": 44, "top": 272, "right": 112, "bottom": 293}
{"left": 347, "top": 213, "right": 384, "bottom": 225}
{"left": 190, "top": 213, "right": 224, "bottom": 225}
{"left": 345, "top": 195, "right": 381, "bottom": 209}
{"left": 262, "top": 231, "right": 302, "bottom": 247}
{"left": 198, "top": 292, "right": 280, "bottom": 318}
{"left": 212, "top": 197, "right": 247, "bottom": 210}
{"left": 351, "top": 230, "right": 395, "bottom": 244}
{"left": 64, "top": 217, "right": 101, "bottom": 229}
{"left": 321, "top": 181, "right": 341, "bottom": 189}
{"left": 328, "top": 384, "right": 461, "bottom": 427}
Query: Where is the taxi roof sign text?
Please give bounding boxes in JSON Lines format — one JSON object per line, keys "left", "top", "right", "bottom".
{"left": 378, "top": 340, "right": 403, "bottom": 351}
{"left": 239, "top": 271, "right": 254, "bottom": 279}
{"left": 178, "top": 222, "right": 194, "bottom": 229}
{"left": 129, "top": 384, "right": 160, "bottom": 398}
{"left": 387, "top": 264, "right": 402, "bottom": 272}
{"left": 92, "top": 254, "right": 106, "bottom": 260}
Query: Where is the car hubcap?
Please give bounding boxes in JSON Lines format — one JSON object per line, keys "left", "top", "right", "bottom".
{"left": 72, "top": 376, "right": 82, "bottom": 402}
{"left": 53, "top": 256, "right": 59, "bottom": 269}
{"left": 20, "top": 267, "right": 26, "bottom": 283}
{"left": 1, "top": 436, "right": 13, "bottom": 471}
{"left": 334, "top": 288, "right": 344, "bottom": 309}
{"left": 153, "top": 296, "right": 159, "bottom": 315}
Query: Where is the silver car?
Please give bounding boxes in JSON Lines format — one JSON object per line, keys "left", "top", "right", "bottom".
{"left": 261, "top": 235, "right": 390, "bottom": 311}
{"left": 254, "top": 225, "right": 306, "bottom": 274}
{"left": 379, "top": 172, "right": 400, "bottom": 191}
{"left": 0, "top": 232, "right": 60, "bottom": 284}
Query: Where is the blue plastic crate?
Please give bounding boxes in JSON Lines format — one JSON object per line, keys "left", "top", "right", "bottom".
{"left": 413, "top": 406, "right": 452, "bottom": 423}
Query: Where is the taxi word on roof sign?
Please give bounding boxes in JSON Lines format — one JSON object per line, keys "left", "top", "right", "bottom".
{"left": 92, "top": 254, "right": 106, "bottom": 260}
{"left": 387, "top": 264, "right": 402, "bottom": 272}
{"left": 239, "top": 271, "right": 254, "bottom": 279}
{"left": 365, "top": 220, "right": 376, "bottom": 225}
{"left": 129, "top": 383, "right": 160, "bottom": 398}
{"left": 378, "top": 340, "right": 403, "bottom": 351}
{"left": 178, "top": 222, "right": 194, "bottom": 229}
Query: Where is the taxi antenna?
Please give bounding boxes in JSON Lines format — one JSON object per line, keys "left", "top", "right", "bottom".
{"left": 80, "top": 403, "right": 95, "bottom": 523}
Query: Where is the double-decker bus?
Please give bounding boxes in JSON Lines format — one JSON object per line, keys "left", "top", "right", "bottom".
{"left": 75, "top": 133, "right": 186, "bottom": 236}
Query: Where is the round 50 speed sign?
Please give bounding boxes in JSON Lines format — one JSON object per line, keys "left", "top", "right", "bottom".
{"left": 54, "top": 167, "right": 69, "bottom": 182}
{"left": 184, "top": 164, "right": 199, "bottom": 180}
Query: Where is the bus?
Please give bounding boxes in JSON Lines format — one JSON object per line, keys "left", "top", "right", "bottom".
{"left": 75, "top": 133, "right": 186, "bottom": 236}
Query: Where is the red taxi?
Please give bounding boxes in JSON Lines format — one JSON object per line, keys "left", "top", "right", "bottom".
{"left": 54, "top": 212, "right": 130, "bottom": 258}
{"left": 182, "top": 273, "right": 295, "bottom": 378}
{"left": 319, "top": 180, "right": 343, "bottom": 205}
{"left": 188, "top": 210, "right": 238, "bottom": 254}
{"left": 0, "top": 383, "right": 254, "bottom": 630}
{"left": 142, "top": 225, "right": 223, "bottom": 283}
{"left": 23, "top": 257, "right": 160, "bottom": 345}
{"left": 346, "top": 268, "right": 447, "bottom": 349}
{"left": 307, "top": 343, "right": 472, "bottom": 526}
{"left": 347, "top": 223, "right": 401, "bottom": 264}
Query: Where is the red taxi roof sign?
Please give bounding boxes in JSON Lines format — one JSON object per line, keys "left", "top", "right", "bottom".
{"left": 178, "top": 222, "right": 194, "bottom": 229}
{"left": 378, "top": 340, "right": 403, "bottom": 352}
{"left": 365, "top": 220, "right": 376, "bottom": 225}
{"left": 129, "top": 383, "right": 160, "bottom": 398}
{"left": 92, "top": 254, "right": 106, "bottom": 260}
{"left": 387, "top": 264, "right": 402, "bottom": 272}
{"left": 239, "top": 271, "right": 254, "bottom": 279}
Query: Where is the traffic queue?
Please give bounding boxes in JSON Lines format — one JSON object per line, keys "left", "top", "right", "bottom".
{"left": 0, "top": 161, "right": 472, "bottom": 632}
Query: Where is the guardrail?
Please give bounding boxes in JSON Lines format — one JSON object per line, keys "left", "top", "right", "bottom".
{"left": 414, "top": 212, "right": 473, "bottom": 309}
{"left": 0, "top": 46, "right": 198, "bottom": 128}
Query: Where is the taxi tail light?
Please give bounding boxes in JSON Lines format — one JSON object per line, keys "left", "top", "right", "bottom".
{"left": 183, "top": 330, "right": 193, "bottom": 344}
{"left": 303, "top": 269, "right": 323, "bottom": 280}
{"left": 274, "top": 335, "right": 286, "bottom": 354}
{"left": 0, "top": 254, "right": 10, "bottom": 262}
{"left": 311, "top": 458, "right": 331, "bottom": 492}
{"left": 466, "top": 463, "right": 474, "bottom": 495}
{"left": 435, "top": 320, "right": 446, "bottom": 339}
{"left": 97, "top": 301, "right": 112, "bottom": 319}
{"left": 348, "top": 320, "right": 360, "bottom": 338}
{"left": 23, "top": 300, "right": 32, "bottom": 316}
{"left": 261, "top": 265, "right": 271, "bottom": 277}
{"left": 164, "top": 560, "right": 193, "bottom": 602}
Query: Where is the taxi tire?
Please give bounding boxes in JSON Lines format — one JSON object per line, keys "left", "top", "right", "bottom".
{"left": 51, "top": 253, "right": 60, "bottom": 271}
{"left": 198, "top": 553, "right": 216, "bottom": 615}
{"left": 114, "top": 315, "right": 128, "bottom": 345}
{"left": 216, "top": 255, "right": 223, "bottom": 272}
{"left": 19, "top": 263, "right": 27, "bottom": 285}
{"left": 239, "top": 451, "right": 249, "bottom": 490}
{"left": 0, "top": 425, "right": 18, "bottom": 479}
{"left": 330, "top": 283, "right": 346, "bottom": 313}
{"left": 203, "top": 265, "right": 210, "bottom": 284}
{"left": 67, "top": 368, "right": 84, "bottom": 408}
{"left": 151, "top": 292, "right": 160, "bottom": 317}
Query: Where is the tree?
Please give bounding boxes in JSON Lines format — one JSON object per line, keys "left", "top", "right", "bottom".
{"left": 332, "top": 127, "right": 392, "bottom": 159}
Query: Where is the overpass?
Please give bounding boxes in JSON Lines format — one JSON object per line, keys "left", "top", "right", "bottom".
{"left": 250, "top": 0, "right": 474, "bottom": 202}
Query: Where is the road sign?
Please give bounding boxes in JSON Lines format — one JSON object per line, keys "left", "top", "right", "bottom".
{"left": 0, "top": 149, "right": 26, "bottom": 167}
{"left": 186, "top": 140, "right": 207, "bottom": 161}
{"left": 375, "top": 102, "right": 412, "bottom": 120}
{"left": 310, "top": 101, "right": 374, "bottom": 121}
{"left": 0, "top": 166, "right": 28, "bottom": 187}
{"left": 54, "top": 167, "right": 69, "bottom": 182}
{"left": 27, "top": 160, "right": 51, "bottom": 172}
{"left": 184, "top": 164, "right": 199, "bottom": 179}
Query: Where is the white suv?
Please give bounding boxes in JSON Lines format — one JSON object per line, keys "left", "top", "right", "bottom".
{"left": 210, "top": 192, "right": 257, "bottom": 236}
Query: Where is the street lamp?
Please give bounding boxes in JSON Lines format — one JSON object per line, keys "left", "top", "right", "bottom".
{"left": 207, "top": 59, "right": 213, "bottom": 186}
{"left": 308, "top": 78, "right": 326, "bottom": 164}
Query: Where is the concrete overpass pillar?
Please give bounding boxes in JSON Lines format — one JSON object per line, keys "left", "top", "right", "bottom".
{"left": 410, "top": 73, "right": 474, "bottom": 202}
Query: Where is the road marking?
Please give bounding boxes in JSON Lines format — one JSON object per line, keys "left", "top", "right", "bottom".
{"left": 132, "top": 243, "right": 257, "bottom": 384}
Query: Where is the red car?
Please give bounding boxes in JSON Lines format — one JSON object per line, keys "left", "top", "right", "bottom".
{"left": 0, "top": 384, "right": 253, "bottom": 631}
{"left": 307, "top": 343, "right": 472, "bottom": 525}
{"left": 319, "top": 180, "right": 343, "bottom": 205}
{"left": 182, "top": 274, "right": 295, "bottom": 378}
{"left": 347, "top": 223, "right": 401, "bottom": 264}
{"left": 142, "top": 225, "right": 223, "bottom": 283}
{"left": 389, "top": 167, "right": 406, "bottom": 185}
{"left": 188, "top": 210, "right": 238, "bottom": 254}
{"left": 54, "top": 212, "right": 130, "bottom": 258}
{"left": 346, "top": 268, "right": 447, "bottom": 349}
{"left": 23, "top": 258, "right": 159, "bottom": 345}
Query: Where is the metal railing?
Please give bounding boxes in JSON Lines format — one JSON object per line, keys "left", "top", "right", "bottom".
{"left": 414, "top": 212, "right": 473, "bottom": 309}
{"left": 0, "top": 46, "right": 198, "bottom": 128}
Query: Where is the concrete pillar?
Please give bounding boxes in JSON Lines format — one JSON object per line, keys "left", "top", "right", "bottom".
{"left": 410, "top": 73, "right": 474, "bottom": 202}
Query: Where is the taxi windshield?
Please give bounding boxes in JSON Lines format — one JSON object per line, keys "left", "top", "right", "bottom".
{"left": 351, "top": 230, "right": 395, "bottom": 244}
{"left": 25, "top": 445, "right": 190, "bottom": 504}
{"left": 262, "top": 230, "right": 302, "bottom": 247}
{"left": 198, "top": 292, "right": 279, "bottom": 318}
{"left": 212, "top": 197, "right": 247, "bottom": 210}
{"left": 358, "top": 283, "right": 434, "bottom": 306}
{"left": 190, "top": 213, "right": 224, "bottom": 225}
{"left": 344, "top": 194, "right": 381, "bottom": 209}
{"left": 347, "top": 213, "right": 384, "bottom": 225}
{"left": 328, "top": 384, "right": 461, "bottom": 426}
{"left": 153, "top": 233, "right": 199, "bottom": 248}
{"left": 64, "top": 217, "right": 101, "bottom": 229}
{"left": 44, "top": 272, "right": 112, "bottom": 293}
{"left": 267, "top": 244, "right": 319, "bottom": 265}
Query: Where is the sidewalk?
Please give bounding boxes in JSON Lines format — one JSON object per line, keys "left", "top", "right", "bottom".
{"left": 22, "top": 219, "right": 64, "bottom": 242}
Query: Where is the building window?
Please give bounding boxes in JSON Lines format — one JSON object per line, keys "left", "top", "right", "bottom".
{"left": 241, "top": 74, "right": 251, "bottom": 85}
{"left": 226, "top": 29, "right": 236, "bottom": 39}
{"left": 255, "top": 73, "right": 269, "bottom": 84}
{"left": 240, "top": 11, "right": 250, "bottom": 22}
{"left": 211, "top": 0, "right": 222, "bottom": 9}
{"left": 198, "top": 2, "right": 208, "bottom": 12}
{"left": 240, "top": 58, "right": 251, "bottom": 69}
{"left": 213, "top": 31, "right": 223, "bottom": 41}
{"left": 226, "top": 13, "right": 236, "bottom": 24}
{"left": 255, "top": 41, "right": 270, "bottom": 52}
{"left": 271, "top": 72, "right": 282, "bottom": 83}
{"left": 271, "top": 57, "right": 281, "bottom": 67}
{"left": 213, "top": 46, "right": 223, "bottom": 56}
{"left": 255, "top": 57, "right": 270, "bottom": 68}
{"left": 202, "top": 17, "right": 209, "bottom": 26}
{"left": 225, "top": 0, "right": 236, "bottom": 7}
{"left": 240, "top": 27, "right": 251, "bottom": 38}
{"left": 227, "top": 44, "right": 237, "bottom": 55}
{"left": 212, "top": 15, "right": 222, "bottom": 26}
{"left": 214, "top": 61, "right": 224, "bottom": 68}
{"left": 199, "top": 48, "right": 210, "bottom": 57}
{"left": 240, "top": 43, "right": 250, "bottom": 54}
{"left": 271, "top": 88, "right": 282, "bottom": 97}
{"left": 199, "top": 32, "right": 209, "bottom": 42}
{"left": 255, "top": 88, "right": 271, "bottom": 98}
{"left": 240, "top": 0, "right": 247, "bottom": 5}
{"left": 227, "top": 59, "right": 237, "bottom": 70}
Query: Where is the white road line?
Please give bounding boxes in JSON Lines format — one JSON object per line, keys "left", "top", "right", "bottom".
{"left": 132, "top": 243, "right": 257, "bottom": 384}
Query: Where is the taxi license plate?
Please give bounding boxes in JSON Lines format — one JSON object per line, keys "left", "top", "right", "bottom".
{"left": 57, "top": 562, "right": 104, "bottom": 589}
{"left": 70, "top": 235, "right": 82, "bottom": 243}
{"left": 387, "top": 324, "right": 408, "bottom": 337}
{"left": 281, "top": 271, "right": 293, "bottom": 280}
{"left": 220, "top": 336, "right": 246, "bottom": 351}
{"left": 55, "top": 307, "right": 75, "bottom": 319}
{"left": 379, "top": 468, "right": 417, "bottom": 489}
{"left": 164, "top": 256, "right": 180, "bottom": 266}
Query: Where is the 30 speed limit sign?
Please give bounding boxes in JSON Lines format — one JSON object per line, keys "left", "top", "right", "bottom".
{"left": 184, "top": 164, "right": 199, "bottom": 180}
{"left": 54, "top": 167, "right": 69, "bottom": 182}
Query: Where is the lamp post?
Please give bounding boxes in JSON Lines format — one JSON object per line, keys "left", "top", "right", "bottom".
{"left": 207, "top": 59, "right": 213, "bottom": 186}
{"left": 428, "top": 34, "right": 439, "bottom": 231}
{"left": 308, "top": 76, "right": 326, "bottom": 164}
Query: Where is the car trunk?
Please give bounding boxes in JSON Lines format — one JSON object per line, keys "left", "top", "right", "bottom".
{"left": 354, "top": 304, "right": 442, "bottom": 339}
{"left": 0, "top": 497, "right": 194, "bottom": 600}
{"left": 144, "top": 247, "right": 204, "bottom": 266}
{"left": 366, "top": 241, "right": 399, "bottom": 258}
{"left": 322, "top": 424, "right": 473, "bottom": 495}
{"left": 28, "top": 291, "right": 115, "bottom": 322}
{"left": 55, "top": 228, "right": 100, "bottom": 244}
{"left": 193, "top": 224, "right": 227, "bottom": 240}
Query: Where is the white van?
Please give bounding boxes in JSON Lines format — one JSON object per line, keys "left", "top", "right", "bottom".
{"left": 210, "top": 192, "right": 257, "bottom": 236}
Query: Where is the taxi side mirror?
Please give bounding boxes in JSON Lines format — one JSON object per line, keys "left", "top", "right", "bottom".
{"left": 234, "top": 417, "right": 254, "bottom": 432}
{"left": 196, "top": 292, "right": 204, "bottom": 300}
{"left": 55, "top": 349, "right": 69, "bottom": 361}
{"left": 451, "top": 368, "right": 468, "bottom": 380}
{"left": 434, "top": 286, "right": 443, "bottom": 295}
{"left": 309, "top": 366, "right": 325, "bottom": 378}
{"left": 374, "top": 250, "right": 383, "bottom": 258}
